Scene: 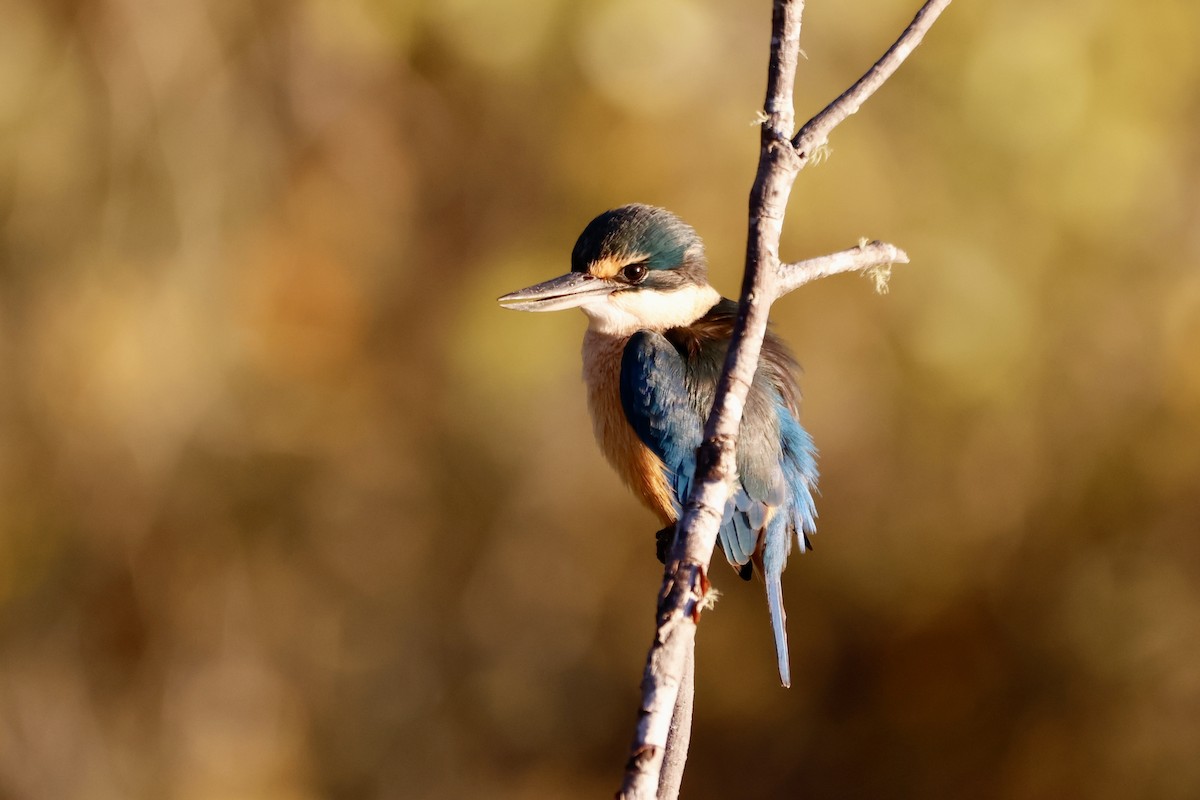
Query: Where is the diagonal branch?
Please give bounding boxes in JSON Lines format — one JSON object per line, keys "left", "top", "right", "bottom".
{"left": 792, "top": 0, "right": 953, "bottom": 158}
{"left": 616, "top": 7, "right": 806, "bottom": 798}
{"left": 617, "top": 2, "right": 950, "bottom": 798}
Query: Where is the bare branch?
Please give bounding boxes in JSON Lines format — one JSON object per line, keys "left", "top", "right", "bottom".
{"left": 617, "top": 2, "right": 949, "bottom": 797}
{"left": 617, "top": 2, "right": 809, "bottom": 791}
{"left": 793, "top": 0, "right": 952, "bottom": 157}
{"left": 656, "top": 650, "right": 694, "bottom": 799}
{"left": 762, "top": 0, "right": 805, "bottom": 138}
{"left": 776, "top": 240, "right": 910, "bottom": 298}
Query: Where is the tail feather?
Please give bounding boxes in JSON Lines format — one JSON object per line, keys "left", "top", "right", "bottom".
{"left": 762, "top": 512, "right": 793, "bottom": 688}
{"left": 766, "top": 570, "right": 791, "bottom": 688}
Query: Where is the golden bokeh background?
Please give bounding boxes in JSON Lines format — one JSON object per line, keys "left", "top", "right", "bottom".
{"left": 2, "top": 0, "right": 1198, "bottom": 797}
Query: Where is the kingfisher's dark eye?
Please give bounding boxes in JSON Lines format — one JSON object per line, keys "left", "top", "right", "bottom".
{"left": 621, "top": 263, "right": 648, "bottom": 283}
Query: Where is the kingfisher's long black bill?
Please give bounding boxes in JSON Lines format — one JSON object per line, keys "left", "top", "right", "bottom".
{"left": 497, "top": 272, "right": 614, "bottom": 312}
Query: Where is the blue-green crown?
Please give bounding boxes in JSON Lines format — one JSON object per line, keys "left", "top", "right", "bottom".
{"left": 570, "top": 204, "right": 707, "bottom": 276}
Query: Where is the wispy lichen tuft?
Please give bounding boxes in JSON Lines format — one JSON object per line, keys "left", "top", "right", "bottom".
{"left": 867, "top": 262, "right": 892, "bottom": 294}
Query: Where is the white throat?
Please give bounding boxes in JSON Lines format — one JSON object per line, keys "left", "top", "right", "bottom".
{"left": 579, "top": 284, "right": 720, "bottom": 336}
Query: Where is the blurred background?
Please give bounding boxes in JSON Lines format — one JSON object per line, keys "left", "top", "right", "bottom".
{"left": 1, "top": 0, "right": 1198, "bottom": 797}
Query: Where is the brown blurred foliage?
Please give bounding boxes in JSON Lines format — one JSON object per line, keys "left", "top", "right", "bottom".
{"left": 1, "top": 0, "right": 1199, "bottom": 798}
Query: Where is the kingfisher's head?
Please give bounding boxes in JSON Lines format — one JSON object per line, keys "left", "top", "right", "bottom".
{"left": 499, "top": 204, "right": 720, "bottom": 335}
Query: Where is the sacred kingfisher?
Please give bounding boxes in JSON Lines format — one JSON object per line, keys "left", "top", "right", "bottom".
{"left": 498, "top": 204, "right": 818, "bottom": 687}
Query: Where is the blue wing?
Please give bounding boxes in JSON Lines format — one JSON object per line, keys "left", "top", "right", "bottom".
{"left": 619, "top": 331, "right": 701, "bottom": 514}
{"left": 621, "top": 328, "right": 819, "bottom": 688}
{"left": 621, "top": 331, "right": 758, "bottom": 566}
{"left": 619, "top": 331, "right": 817, "bottom": 570}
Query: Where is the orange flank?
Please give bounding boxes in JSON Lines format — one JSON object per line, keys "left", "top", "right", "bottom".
{"left": 582, "top": 329, "right": 676, "bottom": 524}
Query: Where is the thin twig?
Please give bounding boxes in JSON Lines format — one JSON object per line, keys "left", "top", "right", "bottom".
{"left": 776, "top": 240, "right": 910, "bottom": 298}
{"left": 792, "top": 0, "right": 953, "bottom": 158}
{"left": 616, "top": 2, "right": 950, "bottom": 797}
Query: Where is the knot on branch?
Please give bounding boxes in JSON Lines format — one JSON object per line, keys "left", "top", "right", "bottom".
{"left": 764, "top": 136, "right": 803, "bottom": 171}
{"left": 621, "top": 744, "right": 661, "bottom": 786}
{"left": 658, "top": 561, "right": 712, "bottom": 624}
